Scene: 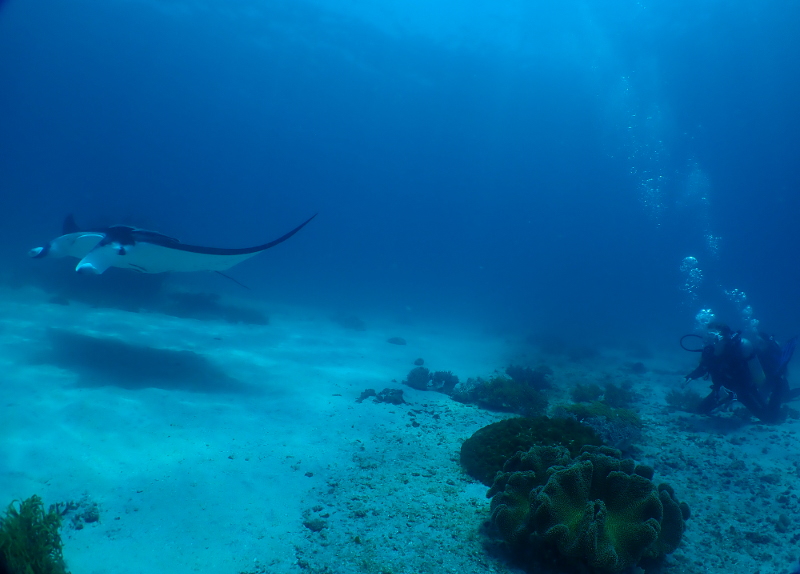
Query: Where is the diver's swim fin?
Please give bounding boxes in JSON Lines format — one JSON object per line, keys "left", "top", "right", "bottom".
{"left": 779, "top": 336, "right": 798, "bottom": 372}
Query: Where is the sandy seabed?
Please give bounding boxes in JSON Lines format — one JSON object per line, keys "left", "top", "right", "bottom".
{"left": 1, "top": 287, "right": 798, "bottom": 574}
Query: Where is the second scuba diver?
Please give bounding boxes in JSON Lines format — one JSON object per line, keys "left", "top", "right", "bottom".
{"left": 682, "top": 323, "right": 800, "bottom": 423}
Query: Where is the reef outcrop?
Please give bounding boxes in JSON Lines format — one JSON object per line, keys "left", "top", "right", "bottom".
{"left": 487, "top": 445, "right": 690, "bottom": 573}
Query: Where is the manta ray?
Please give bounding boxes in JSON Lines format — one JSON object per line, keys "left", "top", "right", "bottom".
{"left": 29, "top": 213, "right": 316, "bottom": 275}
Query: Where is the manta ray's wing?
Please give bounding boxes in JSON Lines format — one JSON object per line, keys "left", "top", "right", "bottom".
{"left": 28, "top": 231, "right": 107, "bottom": 261}
{"left": 62, "top": 214, "right": 82, "bottom": 235}
{"left": 28, "top": 214, "right": 112, "bottom": 261}
{"left": 77, "top": 213, "right": 317, "bottom": 274}
{"left": 64, "top": 215, "right": 181, "bottom": 245}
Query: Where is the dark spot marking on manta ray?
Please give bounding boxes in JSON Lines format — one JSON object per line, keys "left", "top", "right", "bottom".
{"left": 40, "top": 328, "right": 254, "bottom": 394}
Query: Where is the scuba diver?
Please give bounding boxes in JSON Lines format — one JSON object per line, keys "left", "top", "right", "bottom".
{"left": 681, "top": 323, "right": 800, "bottom": 423}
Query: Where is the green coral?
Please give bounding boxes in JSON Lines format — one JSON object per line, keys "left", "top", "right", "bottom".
{"left": 460, "top": 417, "right": 602, "bottom": 485}
{"left": 558, "top": 402, "right": 644, "bottom": 451}
{"left": 569, "top": 382, "right": 637, "bottom": 408}
{"left": 0, "top": 495, "right": 70, "bottom": 574}
{"left": 570, "top": 383, "right": 603, "bottom": 403}
{"left": 452, "top": 376, "right": 548, "bottom": 416}
{"left": 563, "top": 402, "right": 642, "bottom": 428}
{"left": 488, "top": 446, "right": 689, "bottom": 573}
{"left": 602, "top": 382, "right": 637, "bottom": 408}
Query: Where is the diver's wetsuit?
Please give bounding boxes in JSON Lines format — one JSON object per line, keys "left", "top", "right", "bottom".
{"left": 686, "top": 332, "right": 776, "bottom": 422}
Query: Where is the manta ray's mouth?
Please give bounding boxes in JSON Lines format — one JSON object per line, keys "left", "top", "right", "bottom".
{"left": 76, "top": 262, "right": 103, "bottom": 274}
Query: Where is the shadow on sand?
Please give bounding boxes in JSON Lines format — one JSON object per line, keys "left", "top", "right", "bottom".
{"left": 40, "top": 329, "right": 255, "bottom": 394}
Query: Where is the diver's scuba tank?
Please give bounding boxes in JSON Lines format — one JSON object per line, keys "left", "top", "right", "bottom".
{"left": 738, "top": 334, "right": 767, "bottom": 389}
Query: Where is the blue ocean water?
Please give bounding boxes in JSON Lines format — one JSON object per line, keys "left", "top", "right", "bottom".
{"left": 4, "top": 3, "right": 800, "bottom": 574}
{"left": 3, "top": 0, "right": 799, "bottom": 343}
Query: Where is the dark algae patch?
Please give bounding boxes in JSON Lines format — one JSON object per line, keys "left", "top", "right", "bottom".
{"left": 0, "top": 495, "right": 70, "bottom": 574}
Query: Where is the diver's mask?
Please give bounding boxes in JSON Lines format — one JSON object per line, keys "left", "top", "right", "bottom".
{"left": 708, "top": 329, "right": 727, "bottom": 356}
